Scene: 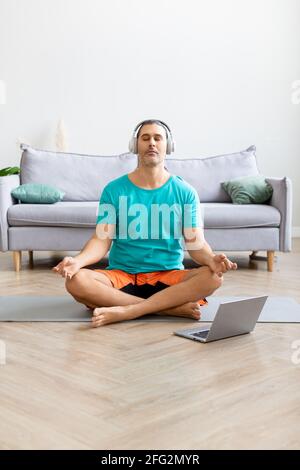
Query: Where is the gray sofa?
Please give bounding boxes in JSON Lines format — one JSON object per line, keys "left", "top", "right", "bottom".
{"left": 0, "top": 144, "right": 292, "bottom": 272}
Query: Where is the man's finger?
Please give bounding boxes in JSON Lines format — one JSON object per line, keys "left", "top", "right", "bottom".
{"left": 220, "top": 261, "right": 226, "bottom": 272}
{"left": 227, "top": 260, "right": 237, "bottom": 270}
{"left": 63, "top": 270, "right": 73, "bottom": 279}
{"left": 54, "top": 266, "right": 62, "bottom": 274}
{"left": 222, "top": 257, "right": 237, "bottom": 271}
{"left": 215, "top": 254, "right": 226, "bottom": 264}
{"left": 224, "top": 259, "right": 231, "bottom": 270}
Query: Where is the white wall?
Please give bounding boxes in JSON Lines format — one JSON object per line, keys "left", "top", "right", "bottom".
{"left": 0, "top": 0, "right": 299, "bottom": 226}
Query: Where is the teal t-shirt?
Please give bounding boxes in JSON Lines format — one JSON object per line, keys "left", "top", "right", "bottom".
{"left": 96, "top": 174, "right": 202, "bottom": 273}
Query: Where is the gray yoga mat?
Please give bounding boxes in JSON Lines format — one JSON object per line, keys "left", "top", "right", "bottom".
{"left": 0, "top": 295, "right": 300, "bottom": 323}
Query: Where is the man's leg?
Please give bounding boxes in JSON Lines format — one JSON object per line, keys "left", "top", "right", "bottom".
{"left": 65, "top": 269, "right": 142, "bottom": 307}
{"left": 65, "top": 269, "right": 202, "bottom": 319}
{"left": 92, "top": 266, "right": 223, "bottom": 327}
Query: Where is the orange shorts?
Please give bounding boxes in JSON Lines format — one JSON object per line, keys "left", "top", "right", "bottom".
{"left": 94, "top": 268, "right": 207, "bottom": 306}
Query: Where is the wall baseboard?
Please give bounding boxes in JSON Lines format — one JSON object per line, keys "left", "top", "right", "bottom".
{"left": 292, "top": 227, "right": 300, "bottom": 238}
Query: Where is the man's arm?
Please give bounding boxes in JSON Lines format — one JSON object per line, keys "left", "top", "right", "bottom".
{"left": 53, "top": 223, "right": 115, "bottom": 278}
{"left": 183, "top": 227, "right": 214, "bottom": 264}
{"left": 188, "top": 240, "right": 215, "bottom": 266}
{"left": 183, "top": 227, "right": 237, "bottom": 274}
{"left": 74, "top": 227, "right": 113, "bottom": 268}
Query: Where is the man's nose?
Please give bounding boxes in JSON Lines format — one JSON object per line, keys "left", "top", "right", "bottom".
{"left": 149, "top": 137, "right": 156, "bottom": 146}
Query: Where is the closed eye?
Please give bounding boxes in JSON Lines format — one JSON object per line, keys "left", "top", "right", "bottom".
{"left": 141, "top": 134, "right": 163, "bottom": 140}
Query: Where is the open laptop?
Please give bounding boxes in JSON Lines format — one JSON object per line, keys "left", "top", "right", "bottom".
{"left": 174, "top": 296, "right": 268, "bottom": 343}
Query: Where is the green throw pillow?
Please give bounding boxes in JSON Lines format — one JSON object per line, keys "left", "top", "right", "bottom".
{"left": 11, "top": 183, "right": 65, "bottom": 204}
{"left": 222, "top": 175, "right": 273, "bottom": 204}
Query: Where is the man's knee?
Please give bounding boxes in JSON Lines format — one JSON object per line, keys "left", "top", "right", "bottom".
{"left": 196, "top": 266, "right": 223, "bottom": 293}
{"left": 65, "top": 269, "right": 90, "bottom": 296}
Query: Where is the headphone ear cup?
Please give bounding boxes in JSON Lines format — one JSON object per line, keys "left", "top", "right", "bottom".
{"left": 133, "top": 137, "right": 137, "bottom": 154}
{"left": 128, "top": 137, "right": 137, "bottom": 154}
{"left": 166, "top": 136, "right": 175, "bottom": 154}
{"left": 166, "top": 138, "right": 171, "bottom": 155}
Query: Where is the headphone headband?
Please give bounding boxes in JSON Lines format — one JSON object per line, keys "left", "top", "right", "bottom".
{"left": 133, "top": 119, "right": 172, "bottom": 137}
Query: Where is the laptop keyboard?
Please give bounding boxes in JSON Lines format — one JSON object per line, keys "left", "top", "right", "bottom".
{"left": 191, "top": 330, "right": 209, "bottom": 339}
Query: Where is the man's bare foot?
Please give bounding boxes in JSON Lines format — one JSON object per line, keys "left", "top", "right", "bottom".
{"left": 91, "top": 302, "right": 201, "bottom": 327}
{"left": 158, "top": 302, "right": 201, "bottom": 320}
{"left": 92, "top": 305, "right": 133, "bottom": 327}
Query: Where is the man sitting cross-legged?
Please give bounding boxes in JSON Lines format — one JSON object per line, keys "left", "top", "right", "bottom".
{"left": 53, "top": 119, "right": 237, "bottom": 327}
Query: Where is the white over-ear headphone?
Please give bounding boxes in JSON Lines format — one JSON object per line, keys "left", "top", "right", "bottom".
{"left": 128, "top": 119, "right": 176, "bottom": 155}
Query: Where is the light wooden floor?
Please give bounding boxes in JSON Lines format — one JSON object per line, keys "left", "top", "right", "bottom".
{"left": 0, "top": 242, "right": 300, "bottom": 450}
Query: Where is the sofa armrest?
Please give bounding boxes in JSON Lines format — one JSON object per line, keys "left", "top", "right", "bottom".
{"left": 266, "top": 177, "right": 292, "bottom": 252}
{"left": 0, "top": 174, "right": 20, "bottom": 251}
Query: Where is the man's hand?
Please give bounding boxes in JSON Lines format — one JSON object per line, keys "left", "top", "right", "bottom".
{"left": 207, "top": 253, "right": 237, "bottom": 277}
{"left": 52, "top": 256, "right": 81, "bottom": 280}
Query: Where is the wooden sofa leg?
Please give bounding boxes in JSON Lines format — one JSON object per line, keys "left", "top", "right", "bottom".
{"left": 267, "top": 251, "right": 275, "bottom": 272}
{"left": 28, "top": 250, "right": 34, "bottom": 269}
{"left": 13, "top": 251, "right": 22, "bottom": 272}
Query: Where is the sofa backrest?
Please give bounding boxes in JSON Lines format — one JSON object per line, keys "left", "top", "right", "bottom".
{"left": 165, "top": 145, "right": 259, "bottom": 202}
{"left": 20, "top": 144, "right": 259, "bottom": 202}
{"left": 20, "top": 145, "right": 137, "bottom": 202}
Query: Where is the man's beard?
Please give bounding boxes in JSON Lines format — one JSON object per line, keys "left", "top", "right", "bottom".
{"left": 140, "top": 155, "right": 163, "bottom": 167}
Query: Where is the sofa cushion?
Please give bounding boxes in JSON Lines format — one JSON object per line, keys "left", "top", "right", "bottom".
{"left": 8, "top": 201, "right": 280, "bottom": 230}
{"left": 165, "top": 145, "right": 259, "bottom": 202}
{"left": 20, "top": 145, "right": 137, "bottom": 202}
{"left": 202, "top": 203, "right": 280, "bottom": 228}
{"left": 8, "top": 202, "right": 99, "bottom": 227}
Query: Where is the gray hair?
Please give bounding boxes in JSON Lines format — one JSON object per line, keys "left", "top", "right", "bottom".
{"left": 137, "top": 120, "right": 168, "bottom": 139}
